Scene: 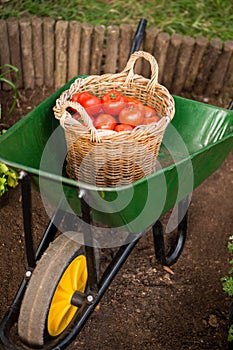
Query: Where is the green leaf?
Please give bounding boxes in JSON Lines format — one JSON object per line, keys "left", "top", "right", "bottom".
{"left": 228, "top": 325, "right": 233, "bottom": 342}
{"left": 0, "top": 162, "right": 19, "bottom": 196}
{"left": 0, "top": 77, "right": 18, "bottom": 117}
{"left": 222, "top": 277, "right": 233, "bottom": 296}
{"left": 0, "top": 63, "right": 19, "bottom": 80}
{"left": 6, "top": 170, "right": 19, "bottom": 188}
{"left": 0, "top": 177, "right": 7, "bottom": 196}
{"left": 228, "top": 242, "right": 233, "bottom": 254}
{"left": 0, "top": 64, "right": 19, "bottom": 118}
{"left": 0, "top": 162, "right": 9, "bottom": 175}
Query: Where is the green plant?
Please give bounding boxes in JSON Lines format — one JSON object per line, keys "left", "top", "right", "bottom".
{"left": 0, "top": 63, "right": 19, "bottom": 196}
{"left": 221, "top": 235, "right": 233, "bottom": 342}
{"left": 0, "top": 128, "right": 19, "bottom": 197}
{"left": 0, "top": 63, "right": 19, "bottom": 118}
{"left": 0, "top": 162, "right": 18, "bottom": 196}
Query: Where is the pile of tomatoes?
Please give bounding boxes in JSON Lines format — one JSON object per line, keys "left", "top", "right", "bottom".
{"left": 70, "top": 90, "right": 161, "bottom": 132}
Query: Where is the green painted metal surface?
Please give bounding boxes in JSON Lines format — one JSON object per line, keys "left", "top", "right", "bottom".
{"left": 0, "top": 78, "right": 232, "bottom": 233}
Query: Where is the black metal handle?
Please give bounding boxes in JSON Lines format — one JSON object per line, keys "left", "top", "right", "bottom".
{"left": 129, "top": 18, "right": 147, "bottom": 56}
{"left": 228, "top": 100, "right": 233, "bottom": 110}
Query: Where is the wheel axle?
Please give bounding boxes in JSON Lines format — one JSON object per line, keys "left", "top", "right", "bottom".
{"left": 71, "top": 291, "right": 96, "bottom": 307}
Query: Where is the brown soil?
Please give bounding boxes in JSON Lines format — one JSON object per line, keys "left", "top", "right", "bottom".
{"left": 0, "top": 88, "right": 233, "bottom": 350}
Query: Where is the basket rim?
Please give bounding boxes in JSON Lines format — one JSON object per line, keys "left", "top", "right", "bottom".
{"left": 53, "top": 50, "right": 175, "bottom": 144}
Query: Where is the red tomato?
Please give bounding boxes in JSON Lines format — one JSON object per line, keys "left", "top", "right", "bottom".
{"left": 143, "top": 105, "right": 161, "bottom": 124}
{"left": 71, "top": 91, "right": 102, "bottom": 116}
{"left": 71, "top": 93, "right": 80, "bottom": 103}
{"left": 71, "top": 112, "right": 95, "bottom": 125}
{"left": 114, "top": 123, "right": 134, "bottom": 132}
{"left": 119, "top": 105, "right": 144, "bottom": 126}
{"left": 101, "top": 90, "right": 126, "bottom": 116}
{"left": 126, "top": 97, "right": 145, "bottom": 112}
{"left": 94, "top": 113, "right": 117, "bottom": 130}
{"left": 72, "top": 112, "right": 81, "bottom": 121}
{"left": 144, "top": 105, "right": 157, "bottom": 118}
{"left": 143, "top": 116, "right": 161, "bottom": 124}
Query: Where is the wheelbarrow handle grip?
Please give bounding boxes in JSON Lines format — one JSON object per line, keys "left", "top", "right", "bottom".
{"left": 129, "top": 18, "right": 147, "bottom": 57}
{"left": 228, "top": 100, "right": 233, "bottom": 110}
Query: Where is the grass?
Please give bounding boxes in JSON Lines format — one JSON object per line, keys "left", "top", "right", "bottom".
{"left": 0, "top": 0, "right": 233, "bottom": 41}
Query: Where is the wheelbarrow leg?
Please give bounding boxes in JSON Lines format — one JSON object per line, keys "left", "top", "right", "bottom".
{"left": 21, "top": 171, "right": 69, "bottom": 264}
{"left": 80, "top": 194, "right": 99, "bottom": 294}
{"left": 153, "top": 195, "right": 188, "bottom": 266}
{"left": 20, "top": 171, "right": 36, "bottom": 269}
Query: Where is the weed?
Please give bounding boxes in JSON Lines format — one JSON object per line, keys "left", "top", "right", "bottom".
{"left": 0, "top": 64, "right": 19, "bottom": 119}
{"left": 222, "top": 235, "right": 233, "bottom": 342}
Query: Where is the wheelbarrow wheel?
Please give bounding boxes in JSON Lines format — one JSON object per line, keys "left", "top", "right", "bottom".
{"left": 18, "top": 233, "right": 90, "bottom": 347}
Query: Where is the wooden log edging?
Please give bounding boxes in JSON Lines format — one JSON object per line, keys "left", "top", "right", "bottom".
{"left": 43, "top": 17, "right": 55, "bottom": 88}
{"left": 0, "top": 19, "right": 12, "bottom": 90}
{"left": 19, "top": 18, "right": 35, "bottom": 90}
{"left": 6, "top": 17, "right": 24, "bottom": 88}
{"left": 32, "top": 17, "right": 44, "bottom": 87}
{"left": 0, "top": 17, "right": 233, "bottom": 99}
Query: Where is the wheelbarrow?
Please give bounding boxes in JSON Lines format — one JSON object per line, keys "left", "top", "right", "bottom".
{"left": 0, "top": 25, "right": 233, "bottom": 350}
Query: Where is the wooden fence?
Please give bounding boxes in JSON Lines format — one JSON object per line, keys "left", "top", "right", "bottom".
{"left": 0, "top": 17, "right": 233, "bottom": 98}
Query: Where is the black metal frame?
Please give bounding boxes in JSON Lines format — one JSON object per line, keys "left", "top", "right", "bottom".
{"left": 153, "top": 196, "right": 188, "bottom": 266}
{"left": 0, "top": 171, "right": 188, "bottom": 350}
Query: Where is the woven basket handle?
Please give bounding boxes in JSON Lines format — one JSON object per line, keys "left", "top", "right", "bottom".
{"left": 59, "top": 101, "right": 101, "bottom": 142}
{"left": 122, "top": 51, "right": 159, "bottom": 88}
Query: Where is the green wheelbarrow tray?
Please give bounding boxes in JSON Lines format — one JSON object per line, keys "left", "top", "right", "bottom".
{"left": 0, "top": 77, "right": 233, "bottom": 234}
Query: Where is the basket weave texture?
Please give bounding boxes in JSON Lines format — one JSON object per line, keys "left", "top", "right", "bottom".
{"left": 54, "top": 51, "right": 175, "bottom": 187}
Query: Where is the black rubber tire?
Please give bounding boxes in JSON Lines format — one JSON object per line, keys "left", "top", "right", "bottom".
{"left": 18, "top": 233, "right": 87, "bottom": 347}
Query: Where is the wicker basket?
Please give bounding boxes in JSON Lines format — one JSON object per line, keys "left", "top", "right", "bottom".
{"left": 54, "top": 51, "right": 175, "bottom": 187}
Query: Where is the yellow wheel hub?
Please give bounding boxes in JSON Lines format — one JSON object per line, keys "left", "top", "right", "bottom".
{"left": 47, "top": 254, "right": 87, "bottom": 337}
